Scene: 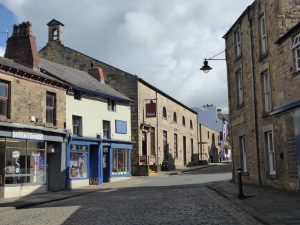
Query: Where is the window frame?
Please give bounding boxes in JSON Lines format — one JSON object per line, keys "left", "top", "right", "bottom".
{"left": 107, "top": 99, "right": 116, "bottom": 112}
{"left": 236, "top": 69, "right": 243, "bottom": 106}
{"left": 162, "top": 107, "right": 167, "bottom": 119}
{"left": 46, "top": 92, "right": 56, "bottom": 125}
{"left": 240, "top": 135, "right": 247, "bottom": 173}
{"left": 174, "top": 133, "right": 178, "bottom": 158}
{"left": 173, "top": 112, "right": 177, "bottom": 123}
{"left": 72, "top": 115, "right": 82, "bottom": 136}
{"left": 182, "top": 116, "right": 186, "bottom": 126}
{"left": 0, "top": 80, "right": 10, "bottom": 119}
{"left": 292, "top": 34, "right": 300, "bottom": 72}
{"left": 259, "top": 14, "right": 267, "bottom": 56}
{"left": 262, "top": 70, "right": 271, "bottom": 113}
{"left": 265, "top": 131, "right": 276, "bottom": 176}
{"left": 234, "top": 26, "right": 241, "bottom": 58}
{"left": 103, "top": 120, "right": 111, "bottom": 139}
{"left": 190, "top": 120, "right": 193, "bottom": 129}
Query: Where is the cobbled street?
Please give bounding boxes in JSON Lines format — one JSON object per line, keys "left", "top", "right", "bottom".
{"left": 0, "top": 164, "right": 261, "bottom": 225}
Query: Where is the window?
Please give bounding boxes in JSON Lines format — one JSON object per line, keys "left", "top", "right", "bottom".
{"left": 162, "top": 107, "right": 167, "bottom": 118}
{"left": 173, "top": 112, "right": 177, "bottom": 123}
{"left": 150, "top": 128, "right": 156, "bottom": 156}
{"left": 259, "top": 14, "right": 267, "bottom": 55}
{"left": 163, "top": 130, "right": 168, "bottom": 160}
{"left": 5, "top": 139, "right": 46, "bottom": 184}
{"left": 69, "top": 144, "right": 88, "bottom": 179}
{"left": 207, "top": 131, "right": 210, "bottom": 139}
{"left": 234, "top": 26, "right": 241, "bottom": 57}
{"left": 236, "top": 70, "right": 243, "bottom": 106}
{"left": 72, "top": 115, "right": 82, "bottom": 136}
{"left": 112, "top": 149, "right": 129, "bottom": 175}
{"left": 240, "top": 136, "right": 247, "bottom": 173}
{"left": 0, "top": 81, "right": 9, "bottom": 118}
{"left": 292, "top": 34, "right": 300, "bottom": 71}
{"left": 46, "top": 92, "right": 56, "bottom": 124}
{"left": 191, "top": 138, "right": 194, "bottom": 155}
{"left": 190, "top": 120, "right": 193, "bottom": 129}
{"left": 174, "top": 133, "right": 178, "bottom": 158}
{"left": 262, "top": 70, "right": 271, "bottom": 113}
{"left": 265, "top": 131, "right": 276, "bottom": 175}
{"left": 103, "top": 120, "right": 111, "bottom": 139}
{"left": 74, "top": 90, "right": 81, "bottom": 100}
{"left": 182, "top": 116, "right": 186, "bottom": 126}
{"left": 107, "top": 99, "right": 116, "bottom": 112}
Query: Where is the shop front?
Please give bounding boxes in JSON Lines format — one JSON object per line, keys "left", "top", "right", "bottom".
{"left": 67, "top": 136, "right": 132, "bottom": 189}
{"left": 0, "top": 126, "right": 66, "bottom": 198}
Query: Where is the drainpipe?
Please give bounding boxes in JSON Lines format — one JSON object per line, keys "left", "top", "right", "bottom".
{"left": 248, "top": 10, "right": 262, "bottom": 185}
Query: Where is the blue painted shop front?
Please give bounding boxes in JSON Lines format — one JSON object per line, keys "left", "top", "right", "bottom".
{"left": 66, "top": 136, "right": 132, "bottom": 189}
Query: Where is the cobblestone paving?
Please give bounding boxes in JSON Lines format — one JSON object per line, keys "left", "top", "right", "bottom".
{"left": 0, "top": 184, "right": 261, "bottom": 225}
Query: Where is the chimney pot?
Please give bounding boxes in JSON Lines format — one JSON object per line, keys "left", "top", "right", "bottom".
{"left": 88, "top": 67, "right": 105, "bottom": 83}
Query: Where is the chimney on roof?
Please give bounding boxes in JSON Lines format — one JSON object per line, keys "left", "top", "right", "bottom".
{"left": 4, "top": 21, "right": 40, "bottom": 69}
{"left": 88, "top": 65, "right": 105, "bottom": 83}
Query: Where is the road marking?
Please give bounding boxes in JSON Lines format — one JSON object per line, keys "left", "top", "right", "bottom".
{"left": 101, "top": 188, "right": 118, "bottom": 193}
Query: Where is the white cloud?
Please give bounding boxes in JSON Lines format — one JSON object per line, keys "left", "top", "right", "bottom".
{"left": 1, "top": 0, "right": 254, "bottom": 111}
{"left": 0, "top": 46, "right": 5, "bottom": 57}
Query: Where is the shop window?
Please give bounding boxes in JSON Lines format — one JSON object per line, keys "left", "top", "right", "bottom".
{"left": 69, "top": 144, "right": 88, "bottom": 179}
{"left": 4, "top": 139, "right": 46, "bottom": 185}
{"left": 103, "top": 120, "right": 111, "bottom": 139}
{"left": 112, "top": 149, "right": 129, "bottom": 175}
{"left": 107, "top": 99, "right": 116, "bottom": 112}
{"left": 0, "top": 81, "right": 9, "bottom": 118}
{"left": 72, "top": 115, "right": 82, "bottom": 136}
{"left": 46, "top": 92, "right": 56, "bottom": 124}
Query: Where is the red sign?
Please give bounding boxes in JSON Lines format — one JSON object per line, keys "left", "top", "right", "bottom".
{"left": 146, "top": 102, "right": 156, "bottom": 118}
{"left": 139, "top": 155, "right": 147, "bottom": 163}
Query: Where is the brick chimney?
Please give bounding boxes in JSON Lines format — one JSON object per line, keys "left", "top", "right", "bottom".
{"left": 4, "top": 21, "right": 40, "bottom": 69}
{"left": 88, "top": 65, "right": 105, "bottom": 83}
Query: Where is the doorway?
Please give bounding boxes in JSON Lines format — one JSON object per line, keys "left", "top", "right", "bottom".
{"left": 89, "top": 145, "right": 98, "bottom": 185}
{"left": 102, "top": 146, "right": 110, "bottom": 182}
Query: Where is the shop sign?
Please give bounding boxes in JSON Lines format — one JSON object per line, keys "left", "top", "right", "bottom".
{"left": 139, "top": 155, "right": 147, "bottom": 163}
{"left": 12, "top": 131, "right": 44, "bottom": 140}
{"left": 146, "top": 102, "right": 156, "bottom": 118}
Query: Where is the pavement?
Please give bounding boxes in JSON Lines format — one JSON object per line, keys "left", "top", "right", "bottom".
{"left": 0, "top": 164, "right": 299, "bottom": 225}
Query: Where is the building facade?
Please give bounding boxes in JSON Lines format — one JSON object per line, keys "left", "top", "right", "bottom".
{"left": 0, "top": 22, "right": 68, "bottom": 198}
{"left": 39, "top": 20, "right": 198, "bottom": 175}
{"left": 224, "top": 0, "right": 300, "bottom": 191}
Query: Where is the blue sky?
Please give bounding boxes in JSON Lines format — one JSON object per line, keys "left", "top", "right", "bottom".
{"left": 0, "top": 0, "right": 253, "bottom": 112}
{"left": 0, "top": 4, "right": 17, "bottom": 53}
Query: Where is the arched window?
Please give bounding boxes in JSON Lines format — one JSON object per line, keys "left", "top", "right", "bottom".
{"left": 190, "top": 120, "right": 193, "bottom": 129}
{"left": 173, "top": 112, "right": 177, "bottom": 123}
{"left": 182, "top": 116, "right": 186, "bottom": 126}
{"left": 162, "top": 107, "right": 167, "bottom": 118}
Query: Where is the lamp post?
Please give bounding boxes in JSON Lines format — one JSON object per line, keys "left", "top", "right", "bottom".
{"left": 200, "top": 50, "right": 226, "bottom": 73}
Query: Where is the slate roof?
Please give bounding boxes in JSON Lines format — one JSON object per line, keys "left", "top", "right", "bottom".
{"left": 40, "top": 59, "right": 132, "bottom": 102}
{"left": 0, "top": 56, "right": 68, "bottom": 86}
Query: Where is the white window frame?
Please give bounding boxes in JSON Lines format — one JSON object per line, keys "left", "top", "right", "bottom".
{"left": 265, "top": 131, "right": 276, "bottom": 175}
{"left": 292, "top": 34, "right": 300, "bottom": 72}
{"left": 262, "top": 70, "right": 271, "bottom": 113}
{"left": 234, "top": 26, "right": 241, "bottom": 57}
{"left": 259, "top": 14, "right": 267, "bottom": 55}
{"left": 240, "top": 136, "right": 247, "bottom": 173}
{"left": 236, "top": 70, "right": 243, "bottom": 106}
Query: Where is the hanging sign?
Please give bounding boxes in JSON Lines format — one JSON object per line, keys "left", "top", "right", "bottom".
{"left": 146, "top": 102, "right": 156, "bottom": 118}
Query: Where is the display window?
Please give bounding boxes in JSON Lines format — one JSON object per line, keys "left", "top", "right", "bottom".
{"left": 3, "top": 139, "right": 46, "bottom": 185}
{"left": 112, "top": 149, "right": 129, "bottom": 175}
{"left": 69, "top": 144, "right": 88, "bottom": 179}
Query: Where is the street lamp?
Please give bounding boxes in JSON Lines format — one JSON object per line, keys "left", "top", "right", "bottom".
{"left": 200, "top": 50, "right": 226, "bottom": 73}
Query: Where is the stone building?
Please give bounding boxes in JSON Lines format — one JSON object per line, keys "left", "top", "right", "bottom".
{"left": 39, "top": 19, "right": 198, "bottom": 175}
{"left": 224, "top": 0, "right": 300, "bottom": 191}
{"left": 0, "top": 22, "right": 68, "bottom": 198}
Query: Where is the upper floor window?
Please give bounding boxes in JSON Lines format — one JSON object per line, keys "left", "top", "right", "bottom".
{"left": 0, "top": 81, "right": 9, "bottom": 118}
{"left": 46, "top": 92, "right": 56, "bottom": 124}
{"left": 182, "top": 116, "right": 186, "bottom": 126}
{"left": 103, "top": 120, "right": 111, "bottom": 139}
{"left": 262, "top": 70, "right": 271, "bottom": 113}
{"left": 72, "top": 115, "right": 82, "bottom": 136}
{"left": 207, "top": 131, "right": 210, "bottom": 139}
{"left": 292, "top": 34, "right": 300, "bottom": 72}
{"left": 259, "top": 14, "right": 267, "bottom": 55}
{"left": 236, "top": 70, "right": 243, "bottom": 106}
{"left": 162, "top": 107, "right": 167, "bottom": 118}
{"left": 107, "top": 99, "right": 116, "bottom": 112}
{"left": 234, "top": 26, "right": 241, "bottom": 57}
{"left": 190, "top": 120, "right": 193, "bottom": 129}
{"left": 173, "top": 112, "right": 177, "bottom": 123}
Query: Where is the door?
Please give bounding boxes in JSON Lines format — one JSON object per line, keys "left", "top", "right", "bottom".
{"left": 102, "top": 147, "right": 109, "bottom": 182}
{"left": 89, "top": 145, "right": 98, "bottom": 185}
{"left": 142, "top": 131, "right": 147, "bottom": 156}
{"left": 183, "top": 136, "right": 186, "bottom": 165}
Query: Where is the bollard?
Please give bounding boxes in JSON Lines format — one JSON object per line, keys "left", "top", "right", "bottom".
{"left": 237, "top": 168, "right": 245, "bottom": 199}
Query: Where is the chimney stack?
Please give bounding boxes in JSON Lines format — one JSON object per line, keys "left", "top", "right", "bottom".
{"left": 88, "top": 66, "right": 105, "bottom": 83}
{"left": 4, "top": 21, "right": 40, "bottom": 69}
